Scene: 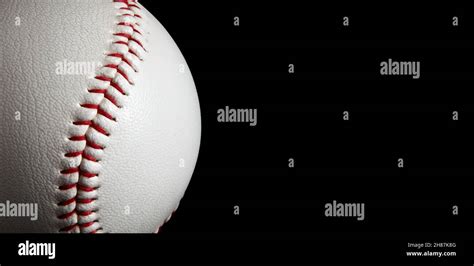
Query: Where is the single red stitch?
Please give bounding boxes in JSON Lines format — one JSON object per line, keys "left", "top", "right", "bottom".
{"left": 61, "top": 168, "right": 80, "bottom": 174}
{"left": 88, "top": 88, "right": 107, "bottom": 94}
{"left": 69, "top": 135, "right": 87, "bottom": 141}
{"left": 113, "top": 32, "right": 133, "bottom": 40}
{"left": 78, "top": 199, "right": 96, "bottom": 204}
{"left": 116, "top": 68, "right": 132, "bottom": 84}
{"left": 81, "top": 103, "right": 99, "bottom": 109}
{"left": 119, "top": 6, "right": 140, "bottom": 11}
{"left": 107, "top": 53, "right": 123, "bottom": 58}
{"left": 110, "top": 81, "right": 127, "bottom": 95}
{"left": 104, "top": 63, "right": 118, "bottom": 68}
{"left": 81, "top": 172, "right": 98, "bottom": 178}
{"left": 82, "top": 153, "right": 98, "bottom": 162}
{"left": 86, "top": 140, "right": 104, "bottom": 150}
{"left": 77, "top": 185, "right": 97, "bottom": 192}
{"left": 128, "top": 4, "right": 140, "bottom": 9}
{"left": 58, "top": 210, "right": 76, "bottom": 220}
{"left": 130, "top": 38, "right": 145, "bottom": 50}
{"left": 98, "top": 108, "right": 116, "bottom": 121}
{"left": 78, "top": 211, "right": 93, "bottom": 216}
{"left": 58, "top": 198, "right": 76, "bottom": 206}
{"left": 90, "top": 122, "right": 110, "bottom": 136}
{"left": 95, "top": 75, "right": 113, "bottom": 82}
{"left": 65, "top": 151, "right": 83, "bottom": 157}
{"left": 104, "top": 93, "right": 121, "bottom": 108}
{"left": 59, "top": 184, "right": 77, "bottom": 190}
{"left": 129, "top": 49, "right": 140, "bottom": 59}
{"left": 73, "top": 121, "right": 93, "bottom": 126}
{"left": 114, "top": 40, "right": 129, "bottom": 46}
{"left": 80, "top": 221, "right": 98, "bottom": 228}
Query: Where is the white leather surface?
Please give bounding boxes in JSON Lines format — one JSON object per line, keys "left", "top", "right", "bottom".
{"left": 0, "top": 0, "right": 201, "bottom": 233}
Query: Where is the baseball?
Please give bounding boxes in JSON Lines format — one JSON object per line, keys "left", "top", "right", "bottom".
{"left": 0, "top": 0, "right": 201, "bottom": 233}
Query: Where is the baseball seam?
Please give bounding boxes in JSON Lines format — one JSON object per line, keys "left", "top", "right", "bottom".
{"left": 55, "top": 0, "right": 147, "bottom": 233}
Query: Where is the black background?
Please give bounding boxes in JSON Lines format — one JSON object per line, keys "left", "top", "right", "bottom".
{"left": 1, "top": 1, "right": 474, "bottom": 265}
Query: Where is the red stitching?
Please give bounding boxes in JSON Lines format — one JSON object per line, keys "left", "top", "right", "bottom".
{"left": 80, "top": 221, "right": 98, "bottom": 228}
{"left": 110, "top": 81, "right": 127, "bottom": 95}
{"left": 90, "top": 122, "right": 110, "bottom": 136}
{"left": 104, "top": 64, "right": 132, "bottom": 84}
{"left": 73, "top": 121, "right": 92, "bottom": 126}
{"left": 78, "top": 199, "right": 96, "bottom": 204}
{"left": 88, "top": 88, "right": 107, "bottom": 94}
{"left": 65, "top": 151, "right": 83, "bottom": 157}
{"left": 58, "top": 198, "right": 76, "bottom": 206}
{"left": 87, "top": 140, "right": 104, "bottom": 150}
{"left": 58, "top": 0, "right": 145, "bottom": 233}
{"left": 81, "top": 103, "right": 99, "bottom": 109}
{"left": 114, "top": 40, "right": 129, "bottom": 46}
{"left": 98, "top": 108, "right": 116, "bottom": 121}
{"left": 59, "top": 184, "right": 76, "bottom": 190}
{"left": 82, "top": 153, "right": 98, "bottom": 162}
{"left": 87, "top": 89, "right": 121, "bottom": 109}
{"left": 129, "top": 49, "right": 140, "bottom": 59}
{"left": 94, "top": 75, "right": 127, "bottom": 95}
{"left": 82, "top": 172, "right": 97, "bottom": 178}
{"left": 107, "top": 53, "right": 135, "bottom": 70}
{"left": 69, "top": 135, "right": 86, "bottom": 141}
{"left": 61, "top": 168, "right": 80, "bottom": 174}
{"left": 78, "top": 185, "right": 97, "bottom": 192}
{"left": 117, "top": 22, "right": 143, "bottom": 35}
{"left": 116, "top": 0, "right": 140, "bottom": 10}
{"left": 72, "top": 120, "right": 109, "bottom": 136}
{"left": 114, "top": 33, "right": 145, "bottom": 49}
{"left": 105, "top": 93, "right": 121, "bottom": 108}
{"left": 58, "top": 211, "right": 75, "bottom": 220}
{"left": 95, "top": 75, "right": 112, "bottom": 82}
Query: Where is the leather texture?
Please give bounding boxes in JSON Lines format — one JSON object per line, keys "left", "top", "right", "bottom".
{"left": 0, "top": 0, "right": 201, "bottom": 233}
